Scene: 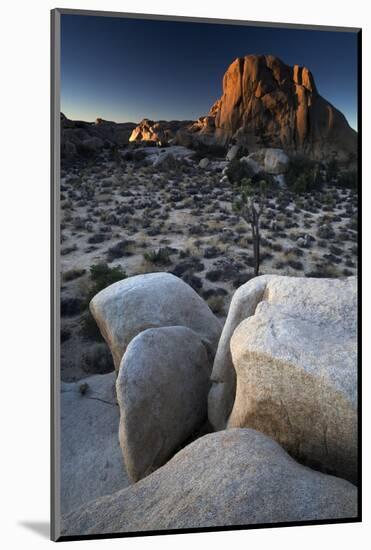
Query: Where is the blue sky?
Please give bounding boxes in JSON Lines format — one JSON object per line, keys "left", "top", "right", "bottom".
{"left": 61, "top": 14, "right": 359, "bottom": 130}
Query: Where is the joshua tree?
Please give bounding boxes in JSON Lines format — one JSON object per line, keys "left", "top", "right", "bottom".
{"left": 233, "top": 177, "right": 267, "bottom": 276}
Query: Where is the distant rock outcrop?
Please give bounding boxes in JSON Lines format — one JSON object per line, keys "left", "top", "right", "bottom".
{"left": 128, "top": 55, "right": 357, "bottom": 161}
{"left": 60, "top": 113, "right": 136, "bottom": 160}
{"left": 210, "top": 55, "right": 357, "bottom": 161}
{"left": 129, "top": 118, "right": 192, "bottom": 145}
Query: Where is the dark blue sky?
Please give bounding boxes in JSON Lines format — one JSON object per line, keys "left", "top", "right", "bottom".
{"left": 61, "top": 14, "right": 358, "bottom": 129}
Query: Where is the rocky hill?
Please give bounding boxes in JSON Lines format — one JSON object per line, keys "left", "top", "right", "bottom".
{"left": 210, "top": 55, "right": 357, "bottom": 161}
{"left": 129, "top": 54, "right": 357, "bottom": 161}
{"left": 61, "top": 114, "right": 136, "bottom": 159}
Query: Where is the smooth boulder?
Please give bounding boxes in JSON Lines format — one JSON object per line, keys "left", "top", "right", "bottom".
{"left": 240, "top": 148, "right": 289, "bottom": 175}
{"left": 209, "top": 275, "right": 269, "bottom": 430}
{"left": 264, "top": 148, "right": 289, "bottom": 173}
{"left": 221, "top": 275, "right": 357, "bottom": 482}
{"left": 61, "top": 373, "right": 130, "bottom": 515}
{"left": 198, "top": 157, "right": 210, "bottom": 169}
{"left": 62, "top": 428, "right": 357, "bottom": 536}
{"left": 117, "top": 326, "right": 211, "bottom": 482}
{"left": 90, "top": 273, "right": 221, "bottom": 370}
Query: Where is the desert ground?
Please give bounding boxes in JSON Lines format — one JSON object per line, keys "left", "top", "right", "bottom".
{"left": 60, "top": 145, "right": 358, "bottom": 382}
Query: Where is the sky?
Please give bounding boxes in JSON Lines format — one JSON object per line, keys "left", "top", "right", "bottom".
{"left": 61, "top": 14, "right": 359, "bottom": 130}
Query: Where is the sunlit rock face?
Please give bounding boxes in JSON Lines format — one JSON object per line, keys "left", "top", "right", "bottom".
{"left": 129, "top": 119, "right": 193, "bottom": 145}
{"left": 129, "top": 54, "right": 357, "bottom": 161}
{"left": 70, "top": 54, "right": 356, "bottom": 163}
{"left": 211, "top": 54, "right": 357, "bottom": 160}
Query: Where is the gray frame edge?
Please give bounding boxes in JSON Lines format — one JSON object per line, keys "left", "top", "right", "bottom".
{"left": 54, "top": 7, "right": 361, "bottom": 33}
{"left": 51, "top": 7, "right": 61, "bottom": 542}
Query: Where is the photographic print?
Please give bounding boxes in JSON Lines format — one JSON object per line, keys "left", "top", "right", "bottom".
{"left": 51, "top": 9, "right": 361, "bottom": 541}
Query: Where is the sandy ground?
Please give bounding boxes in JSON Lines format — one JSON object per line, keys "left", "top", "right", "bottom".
{"left": 60, "top": 149, "right": 358, "bottom": 382}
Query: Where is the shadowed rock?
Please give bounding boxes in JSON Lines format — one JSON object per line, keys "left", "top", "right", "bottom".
{"left": 117, "top": 326, "right": 211, "bottom": 482}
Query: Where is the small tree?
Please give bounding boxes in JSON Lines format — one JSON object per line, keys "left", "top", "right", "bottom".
{"left": 233, "top": 177, "right": 267, "bottom": 276}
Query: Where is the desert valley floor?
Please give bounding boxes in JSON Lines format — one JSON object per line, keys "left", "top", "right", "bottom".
{"left": 59, "top": 146, "right": 358, "bottom": 382}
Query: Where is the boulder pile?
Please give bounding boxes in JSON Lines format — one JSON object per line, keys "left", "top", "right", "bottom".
{"left": 61, "top": 273, "right": 358, "bottom": 535}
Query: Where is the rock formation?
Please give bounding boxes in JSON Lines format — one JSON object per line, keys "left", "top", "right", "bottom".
{"left": 117, "top": 326, "right": 211, "bottom": 482}
{"left": 240, "top": 147, "right": 290, "bottom": 176}
{"left": 128, "top": 118, "right": 192, "bottom": 145}
{"left": 60, "top": 113, "right": 136, "bottom": 160}
{"left": 61, "top": 428, "right": 357, "bottom": 536}
{"left": 210, "top": 55, "right": 357, "bottom": 160}
{"left": 89, "top": 272, "right": 222, "bottom": 370}
{"left": 128, "top": 55, "right": 357, "bottom": 161}
{"left": 208, "top": 275, "right": 357, "bottom": 483}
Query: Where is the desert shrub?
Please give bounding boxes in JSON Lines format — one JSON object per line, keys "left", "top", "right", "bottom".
{"left": 323, "top": 253, "right": 342, "bottom": 265}
{"left": 157, "top": 154, "right": 184, "bottom": 173}
{"left": 62, "top": 268, "right": 86, "bottom": 282}
{"left": 172, "top": 258, "right": 204, "bottom": 276}
{"left": 207, "top": 295, "right": 225, "bottom": 315}
{"left": 61, "top": 244, "right": 78, "bottom": 256}
{"left": 305, "top": 264, "right": 341, "bottom": 278}
{"left": 61, "top": 297, "right": 84, "bottom": 317}
{"left": 82, "top": 343, "right": 114, "bottom": 374}
{"left": 337, "top": 169, "right": 358, "bottom": 190}
{"left": 202, "top": 287, "right": 228, "bottom": 300}
{"left": 329, "top": 244, "right": 342, "bottom": 256}
{"left": 226, "top": 158, "right": 254, "bottom": 184}
{"left": 75, "top": 142, "right": 97, "bottom": 159}
{"left": 190, "top": 143, "right": 227, "bottom": 161}
{"left": 89, "top": 262, "right": 126, "bottom": 293}
{"left": 326, "top": 157, "right": 339, "bottom": 181}
{"left": 287, "top": 259, "right": 304, "bottom": 270}
{"left": 205, "top": 269, "right": 223, "bottom": 282}
{"left": 88, "top": 233, "right": 108, "bottom": 244}
{"left": 122, "top": 149, "right": 147, "bottom": 162}
{"left": 106, "top": 240, "right": 132, "bottom": 262}
{"left": 79, "top": 382, "right": 89, "bottom": 395}
{"left": 83, "top": 262, "right": 126, "bottom": 310}
{"left": 181, "top": 273, "right": 203, "bottom": 293}
{"left": 203, "top": 246, "right": 220, "bottom": 259}
{"left": 143, "top": 247, "right": 172, "bottom": 265}
{"left": 317, "top": 224, "right": 336, "bottom": 240}
{"left": 80, "top": 311, "right": 103, "bottom": 342}
{"left": 286, "top": 156, "right": 323, "bottom": 193}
